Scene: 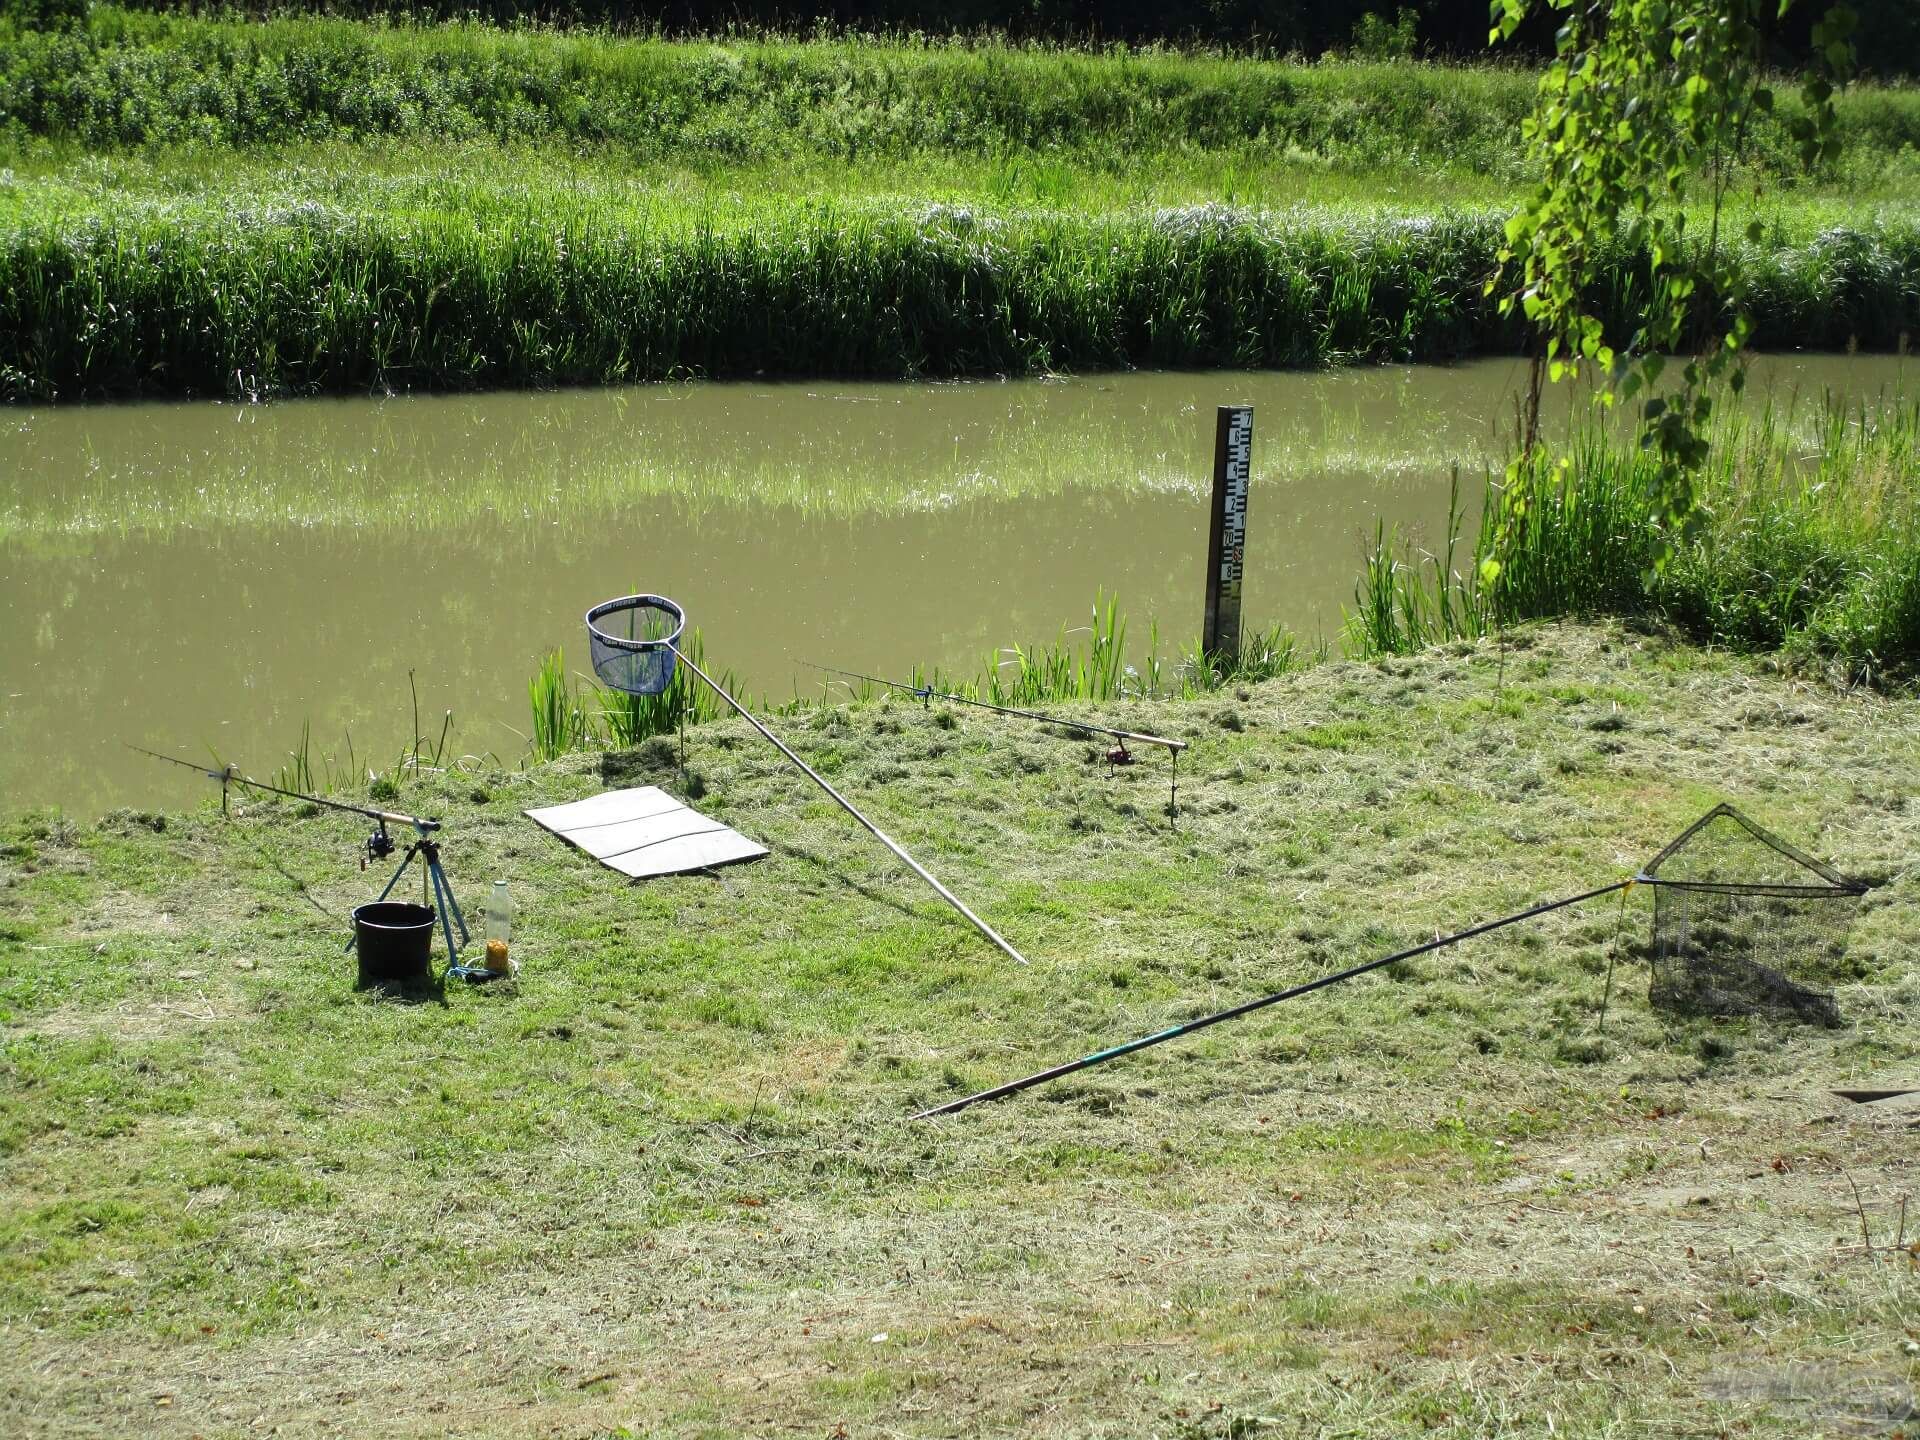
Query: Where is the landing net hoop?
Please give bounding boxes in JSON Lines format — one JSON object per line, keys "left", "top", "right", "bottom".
{"left": 586, "top": 594, "right": 685, "bottom": 697}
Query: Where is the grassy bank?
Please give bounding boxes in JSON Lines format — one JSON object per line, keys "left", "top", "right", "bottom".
{"left": 9, "top": 9, "right": 1919, "bottom": 179}
{"left": 1353, "top": 397, "right": 1920, "bottom": 687}
{"left": 1, "top": 9, "right": 1917, "bottom": 398}
{"left": 3, "top": 199, "right": 1916, "bottom": 400}
{"left": 2, "top": 623, "right": 1916, "bottom": 1436}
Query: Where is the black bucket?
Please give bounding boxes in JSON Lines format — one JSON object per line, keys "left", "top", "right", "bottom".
{"left": 351, "top": 901, "right": 435, "bottom": 988}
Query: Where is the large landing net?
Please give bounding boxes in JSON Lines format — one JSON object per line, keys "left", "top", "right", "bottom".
{"left": 1641, "top": 804, "right": 1864, "bottom": 1027}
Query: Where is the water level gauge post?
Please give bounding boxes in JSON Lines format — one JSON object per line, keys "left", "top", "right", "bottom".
{"left": 1203, "top": 404, "right": 1253, "bottom": 661}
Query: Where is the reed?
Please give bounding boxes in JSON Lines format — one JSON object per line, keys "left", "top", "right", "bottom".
{"left": 596, "top": 628, "right": 735, "bottom": 747}
{"left": 1178, "top": 624, "right": 1316, "bottom": 692}
{"left": 272, "top": 718, "right": 325, "bottom": 795}
{"left": 946, "top": 593, "right": 1312, "bottom": 707}
{"left": 3, "top": 200, "right": 1914, "bottom": 401}
{"left": 1345, "top": 468, "right": 1488, "bottom": 657}
{"left": 527, "top": 647, "right": 591, "bottom": 762}
{"left": 980, "top": 592, "right": 1127, "bottom": 706}
{"left": 1346, "top": 397, "right": 1920, "bottom": 686}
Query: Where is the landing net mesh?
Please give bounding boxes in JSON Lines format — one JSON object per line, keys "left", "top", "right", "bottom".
{"left": 1642, "top": 805, "right": 1863, "bottom": 1027}
{"left": 586, "top": 595, "right": 684, "bottom": 697}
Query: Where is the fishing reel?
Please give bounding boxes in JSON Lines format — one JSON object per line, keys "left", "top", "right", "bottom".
{"left": 362, "top": 821, "right": 396, "bottom": 870}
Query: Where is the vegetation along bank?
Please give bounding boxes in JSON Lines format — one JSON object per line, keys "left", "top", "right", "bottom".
{"left": 1352, "top": 398, "right": 1920, "bottom": 687}
{"left": 1, "top": 9, "right": 1918, "bottom": 398}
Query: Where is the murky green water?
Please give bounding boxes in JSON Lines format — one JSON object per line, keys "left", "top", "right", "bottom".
{"left": 3, "top": 355, "right": 1910, "bottom": 816}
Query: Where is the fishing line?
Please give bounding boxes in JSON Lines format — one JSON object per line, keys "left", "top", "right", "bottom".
{"left": 802, "top": 659, "right": 1187, "bottom": 815}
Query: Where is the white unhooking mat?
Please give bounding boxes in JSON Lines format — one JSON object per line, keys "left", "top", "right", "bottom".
{"left": 524, "top": 785, "right": 768, "bottom": 879}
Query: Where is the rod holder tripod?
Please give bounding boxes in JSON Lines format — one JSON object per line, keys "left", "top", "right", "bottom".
{"left": 348, "top": 833, "right": 470, "bottom": 963}
{"left": 130, "top": 744, "right": 475, "bottom": 975}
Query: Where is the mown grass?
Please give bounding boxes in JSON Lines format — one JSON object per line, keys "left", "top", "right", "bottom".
{"left": 1349, "top": 396, "right": 1920, "bottom": 687}
{"left": 2, "top": 623, "right": 1916, "bottom": 1436}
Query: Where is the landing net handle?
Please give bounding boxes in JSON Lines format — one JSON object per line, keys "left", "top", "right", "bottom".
{"left": 585, "top": 595, "right": 1031, "bottom": 968}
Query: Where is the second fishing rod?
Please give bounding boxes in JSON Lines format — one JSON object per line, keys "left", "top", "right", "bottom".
{"left": 801, "top": 660, "right": 1188, "bottom": 818}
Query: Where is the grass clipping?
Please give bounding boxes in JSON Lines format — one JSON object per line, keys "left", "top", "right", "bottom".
{"left": 2, "top": 623, "right": 1918, "bottom": 1438}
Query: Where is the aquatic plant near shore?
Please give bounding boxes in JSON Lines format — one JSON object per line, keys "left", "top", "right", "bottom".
{"left": 527, "top": 648, "right": 591, "bottom": 763}
{"left": 1347, "top": 399, "right": 1920, "bottom": 685}
{"left": 4, "top": 203, "right": 1917, "bottom": 401}
{"left": 595, "top": 629, "right": 735, "bottom": 747}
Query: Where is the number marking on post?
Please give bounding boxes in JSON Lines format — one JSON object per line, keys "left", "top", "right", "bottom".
{"left": 1203, "top": 405, "right": 1254, "bottom": 658}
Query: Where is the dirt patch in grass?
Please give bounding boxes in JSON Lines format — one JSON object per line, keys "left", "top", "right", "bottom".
{"left": 17, "top": 991, "right": 242, "bottom": 1043}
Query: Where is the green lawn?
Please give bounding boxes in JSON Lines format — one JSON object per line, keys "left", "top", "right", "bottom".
{"left": 3, "top": 622, "right": 1916, "bottom": 1436}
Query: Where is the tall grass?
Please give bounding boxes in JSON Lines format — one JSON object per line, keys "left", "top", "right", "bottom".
{"left": 595, "top": 629, "right": 734, "bottom": 745}
{"left": 261, "top": 675, "right": 486, "bottom": 796}
{"left": 2, "top": 10, "right": 1914, "bottom": 399}
{"left": 527, "top": 647, "right": 591, "bottom": 762}
{"left": 1345, "top": 468, "right": 1487, "bottom": 656}
{"left": 1347, "top": 397, "right": 1920, "bottom": 686}
{"left": 529, "top": 628, "right": 739, "bottom": 760}
{"left": 3, "top": 201, "right": 1914, "bottom": 400}
{"left": 980, "top": 592, "right": 1128, "bottom": 706}
{"left": 895, "top": 594, "right": 1315, "bottom": 709}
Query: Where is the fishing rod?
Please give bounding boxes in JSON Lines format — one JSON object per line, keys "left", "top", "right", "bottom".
{"left": 128, "top": 744, "right": 439, "bottom": 837}
{"left": 801, "top": 660, "right": 1188, "bottom": 817}
{"left": 802, "top": 661, "right": 1186, "bottom": 754}
{"left": 129, "top": 744, "right": 471, "bottom": 962}
{"left": 913, "top": 877, "right": 1636, "bottom": 1119}
{"left": 586, "top": 593, "right": 1032, "bottom": 969}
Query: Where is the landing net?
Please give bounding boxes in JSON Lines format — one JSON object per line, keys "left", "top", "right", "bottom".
{"left": 1641, "top": 804, "right": 1864, "bottom": 1027}
{"left": 586, "top": 594, "right": 684, "bottom": 697}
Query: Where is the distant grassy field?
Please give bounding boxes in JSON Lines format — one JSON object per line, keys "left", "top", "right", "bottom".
{"left": 1, "top": 9, "right": 1917, "bottom": 398}
{"left": 8, "top": 9, "right": 1916, "bottom": 178}
{"left": 2, "top": 622, "right": 1916, "bottom": 1436}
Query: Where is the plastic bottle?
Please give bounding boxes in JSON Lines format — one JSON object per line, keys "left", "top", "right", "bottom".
{"left": 484, "top": 879, "right": 512, "bottom": 974}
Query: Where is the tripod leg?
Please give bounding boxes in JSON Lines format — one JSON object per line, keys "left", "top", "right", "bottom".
{"left": 431, "top": 854, "right": 470, "bottom": 947}
{"left": 344, "top": 844, "right": 420, "bottom": 951}
{"left": 428, "top": 861, "right": 460, "bottom": 967}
